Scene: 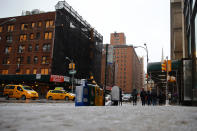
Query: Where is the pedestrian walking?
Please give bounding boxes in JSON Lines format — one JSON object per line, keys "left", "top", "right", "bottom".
{"left": 147, "top": 91, "right": 152, "bottom": 105}
{"left": 119, "top": 88, "right": 122, "bottom": 106}
{"left": 111, "top": 86, "right": 120, "bottom": 106}
{"left": 140, "top": 88, "right": 146, "bottom": 106}
{"left": 132, "top": 89, "right": 138, "bottom": 105}
{"left": 151, "top": 90, "right": 157, "bottom": 106}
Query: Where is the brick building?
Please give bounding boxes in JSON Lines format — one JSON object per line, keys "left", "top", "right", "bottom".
{"left": 0, "top": 1, "right": 103, "bottom": 87}
{"left": 0, "top": 12, "right": 56, "bottom": 75}
{"left": 101, "top": 32, "right": 144, "bottom": 94}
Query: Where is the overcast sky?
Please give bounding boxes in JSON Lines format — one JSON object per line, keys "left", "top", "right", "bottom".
{"left": 0, "top": 0, "right": 170, "bottom": 68}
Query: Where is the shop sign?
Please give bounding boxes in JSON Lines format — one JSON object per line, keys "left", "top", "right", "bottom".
{"left": 50, "top": 75, "right": 64, "bottom": 82}
{"left": 36, "top": 74, "right": 41, "bottom": 79}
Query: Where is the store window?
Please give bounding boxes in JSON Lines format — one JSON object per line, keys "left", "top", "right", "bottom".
{"left": 26, "top": 69, "right": 30, "bottom": 74}
{"left": 2, "top": 70, "right": 8, "bottom": 74}
{"left": 33, "top": 69, "right": 37, "bottom": 74}
{"left": 41, "top": 68, "right": 48, "bottom": 75}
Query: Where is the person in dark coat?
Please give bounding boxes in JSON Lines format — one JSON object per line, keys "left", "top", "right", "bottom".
{"left": 140, "top": 88, "right": 146, "bottom": 106}
{"left": 132, "top": 89, "right": 138, "bottom": 105}
{"left": 147, "top": 91, "right": 152, "bottom": 105}
{"left": 151, "top": 90, "right": 157, "bottom": 106}
{"left": 119, "top": 88, "right": 122, "bottom": 106}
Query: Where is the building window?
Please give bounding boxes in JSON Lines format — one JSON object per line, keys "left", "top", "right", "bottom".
{"left": 35, "top": 44, "right": 39, "bottom": 51}
{"left": 7, "top": 25, "right": 14, "bottom": 32}
{"left": 38, "top": 21, "right": 42, "bottom": 28}
{"left": 6, "top": 35, "right": 12, "bottom": 43}
{"left": 41, "top": 68, "right": 48, "bottom": 75}
{"left": 34, "top": 56, "right": 38, "bottom": 64}
{"left": 2, "top": 57, "right": 10, "bottom": 64}
{"left": 33, "top": 69, "right": 37, "bottom": 74}
{"left": 30, "top": 33, "right": 34, "bottom": 40}
{"left": 43, "top": 44, "right": 51, "bottom": 51}
{"left": 5, "top": 46, "right": 11, "bottom": 54}
{"left": 17, "top": 57, "right": 23, "bottom": 64}
{"left": 45, "top": 20, "right": 54, "bottom": 28}
{"left": 28, "top": 45, "right": 32, "bottom": 52}
{"left": 26, "top": 69, "right": 30, "bottom": 74}
{"left": 44, "top": 32, "right": 52, "bottom": 40}
{"left": 16, "top": 69, "right": 23, "bottom": 74}
{"left": 2, "top": 70, "right": 8, "bottom": 74}
{"left": 36, "top": 32, "right": 40, "bottom": 39}
{"left": 31, "top": 22, "right": 35, "bottom": 28}
{"left": 21, "top": 24, "right": 28, "bottom": 30}
{"left": 27, "top": 56, "right": 31, "bottom": 64}
{"left": 41, "top": 56, "right": 49, "bottom": 64}
{"left": 19, "top": 34, "right": 27, "bottom": 42}
{"left": 0, "top": 26, "right": 2, "bottom": 32}
{"left": 18, "top": 45, "right": 25, "bottom": 53}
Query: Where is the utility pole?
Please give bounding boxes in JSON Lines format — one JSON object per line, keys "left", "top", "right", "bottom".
{"left": 165, "top": 56, "right": 169, "bottom": 106}
{"left": 104, "top": 44, "right": 108, "bottom": 91}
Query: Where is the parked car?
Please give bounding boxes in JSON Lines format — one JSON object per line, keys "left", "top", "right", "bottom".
{"left": 3, "top": 84, "right": 39, "bottom": 100}
{"left": 46, "top": 90, "right": 75, "bottom": 101}
{"left": 122, "top": 94, "right": 132, "bottom": 102}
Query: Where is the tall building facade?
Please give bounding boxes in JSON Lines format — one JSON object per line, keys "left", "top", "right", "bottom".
{"left": 170, "top": 0, "right": 184, "bottom": 60}
{"left": 103, "top": 32, "right": 144, "bottom": 94}
{"left": 182, "top": 0, "right": 197, "bottom": 104}
{"left": 110, "top": 32, "right": 126, "bottom": 45}
{"left": 0, "top": 1, "right": 103, "bottom": 83}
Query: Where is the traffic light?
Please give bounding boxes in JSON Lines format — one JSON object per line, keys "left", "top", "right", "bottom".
{"left": 167, "top": 60, "right": 171, "bottom": 72}
{"left": 69, "top": 62, "right": 75, "bottom": 70}
{"left": 161, "top": 60, "right": 167, "bottom": 72}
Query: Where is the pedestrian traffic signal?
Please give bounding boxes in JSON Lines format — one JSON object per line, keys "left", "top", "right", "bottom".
{"left": 161, "top": 60, "right": 167, "bottom": 72}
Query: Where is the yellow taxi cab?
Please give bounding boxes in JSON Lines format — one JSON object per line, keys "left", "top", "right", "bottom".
{"left": 3, "top": 84, "right": 39, "bottom": 100}
{"left": 46, "top": 90, "right": 75, "bottom": 101}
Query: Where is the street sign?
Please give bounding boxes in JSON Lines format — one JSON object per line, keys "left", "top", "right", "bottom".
{"left": 69, "top": 70, "right": 76, "bottom": 74}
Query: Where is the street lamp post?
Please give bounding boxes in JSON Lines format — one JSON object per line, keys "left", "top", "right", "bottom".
{"left": 65, "top": 57, "right": 75, "bottom": 93}
{"left": 134, "top": 43, "right": 149, "bottom": 90}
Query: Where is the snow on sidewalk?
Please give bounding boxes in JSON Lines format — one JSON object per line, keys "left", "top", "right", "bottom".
{"left": 0, "top": 103, "right": 197, "bottom": 131}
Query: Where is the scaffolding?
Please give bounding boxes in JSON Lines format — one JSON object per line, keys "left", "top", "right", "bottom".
{"left": 55, "top": 1, "right": 103, "bottom": 41}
